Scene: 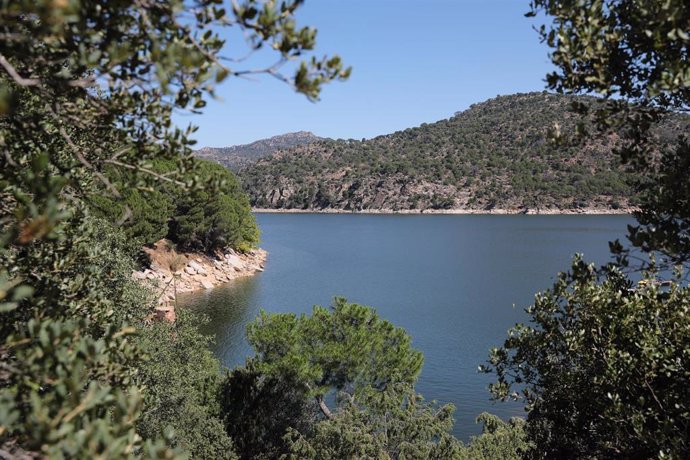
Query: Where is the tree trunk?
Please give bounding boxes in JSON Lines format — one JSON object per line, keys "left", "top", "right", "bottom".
{"left": 316, "top": 395, "right": 334, "bottom": 419}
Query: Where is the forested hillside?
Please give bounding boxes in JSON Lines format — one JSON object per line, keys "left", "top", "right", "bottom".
{"left": 195, "top": 131, "right": 321, "bottom": 171}
{"left": 240, "top": 92, "right": 686, "bottom": 212}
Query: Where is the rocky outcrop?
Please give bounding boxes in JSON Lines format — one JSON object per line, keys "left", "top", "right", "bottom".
{"left": 194, "top": 131, "right": 322, "bottom": 171}
{"left": 133, "top": 239, "right": 267, "bottom": 322}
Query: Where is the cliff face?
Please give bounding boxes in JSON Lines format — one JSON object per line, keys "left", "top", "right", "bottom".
{"left": 258, "top": 172, "right": 460, "bottom": 211}
{"left": 238, "top": 92, "right": 688, "bottom": 212}
{"left": 194, "top": 131, "right": 322, "bottom": 171}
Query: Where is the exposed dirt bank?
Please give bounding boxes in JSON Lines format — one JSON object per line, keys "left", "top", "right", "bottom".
{"left": 133, "top": 239, "right": 267, "bottom": 322}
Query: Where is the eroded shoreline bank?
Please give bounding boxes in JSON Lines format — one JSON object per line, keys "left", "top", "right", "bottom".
{"left": 133, "top": 239, "right": 267, "bottom": 321}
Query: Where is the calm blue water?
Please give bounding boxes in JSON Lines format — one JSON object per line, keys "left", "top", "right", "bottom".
{"left": 179, "top": 213, "right": 632, "bottom": 440}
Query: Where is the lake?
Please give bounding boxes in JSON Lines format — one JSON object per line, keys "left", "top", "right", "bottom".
{"left": 179, "top": 213, "right": 632, "bottom": 440}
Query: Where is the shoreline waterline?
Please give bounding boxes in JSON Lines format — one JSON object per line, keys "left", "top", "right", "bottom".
{"left": 252, "top": 207, "right": 634, "bottom": 216}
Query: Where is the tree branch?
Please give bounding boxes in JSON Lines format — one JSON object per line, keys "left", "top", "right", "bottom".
{"left": 315, "top": 395, "right": 334, "bottom": 420}
{"left": 104, "top": 159, "right": 187, "bottom": 188}
{"left": 0, "top": 53, "right": 39, "bottom": 86}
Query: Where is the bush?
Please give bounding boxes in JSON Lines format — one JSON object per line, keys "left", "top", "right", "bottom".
{"left": 136, "top": 309, "right": 236, "bottom": 459}
{"left": 166, "top": 160, "right": 259, "bottom": 253}
{"left": 486, "top": 257, "right": 690, "bottom": 458}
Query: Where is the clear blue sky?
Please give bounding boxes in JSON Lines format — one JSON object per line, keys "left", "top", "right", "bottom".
{"left": 179, "top": 0, "right": 555, "bottom": 148}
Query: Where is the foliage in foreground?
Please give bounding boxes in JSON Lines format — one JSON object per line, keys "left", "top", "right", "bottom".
{"left": 1, "top": 0, "right": 347, "bottom": 456}
{"left": 528, "top": 0, "right": 690, "bottom": 266}
{"left": 0, "top": 215, "right": 177, "bottom": 458}
{"left": 485, "top": 257, "right": 690, "bottom": 458}
{"left": 282, "top": 384, "right": 462, "bottom": 459}
{"left": 137, "top": 309, "right": 237, "bottom": 459}
{"left": 225, "top": 298, "right": 525, "bottom": 460}
{"left": 458, "top": 413, "right": 529, "bottom": 460}
{"left": 481, "top": 3, "right": 690, "bottom": 459}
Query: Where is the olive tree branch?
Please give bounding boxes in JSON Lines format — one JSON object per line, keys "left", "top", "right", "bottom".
{"left": 0, "top": 53, "right": 39, "bottom": 86}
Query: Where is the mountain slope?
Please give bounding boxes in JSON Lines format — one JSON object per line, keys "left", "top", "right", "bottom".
{"left": 194, "top": 131, "right": 322, "bottom": 171}
{"left": 239, "top": 92, "right": 685, "bottom": 212}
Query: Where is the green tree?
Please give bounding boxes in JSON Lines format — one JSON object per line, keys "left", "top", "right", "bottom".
{"left": 90, "top": 187, "right": 174, "bottom": 255}
{"left": 167, "top": 160, "right": 259, "bottom": 252}
{"left": 246, "top": 297, "right": 424, "bottom": 420}
{"left": 484, "top": 3, "right": 690, "bottom": 459}
{"left": 220, "top": 363, "right": 316, "bottom": 460}
{"left": 229, "top": 298, "right": 470, "bottom": 458}
{"left": 282, "top": 384, "right": 462, "bottom": 460}
{"left": 457, "top": 413, "right": 529, "bottom": 460}
{"left": 234, "top": 298, "right": 529, "bottom": 460}
{"left": 485, "top": 257, "right": 690, "bottom": 458}
{"left": 136, "top": 310, "right": 236, "bottom": 459}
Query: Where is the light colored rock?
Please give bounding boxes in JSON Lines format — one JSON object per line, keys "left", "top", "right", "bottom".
{"left": 188, "top": 260, "right": 203, "bottom": 271}
{"left": 200, "top": 279, "right": 214, "bottom": 289}
{"left": 185, "top": 266, "right": 196, "bottom": 275}
{"left": 226, "top": 254, "right": 243, "bottom": 268}
{"left": 133, "top": 271, "right": 147, "bottom": 280}
{"left": 185, "top": 259, "right": 207, "bottom": 275}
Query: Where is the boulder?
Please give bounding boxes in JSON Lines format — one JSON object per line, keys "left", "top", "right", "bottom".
{"left": 200, "top": 279, "right": 214, "bottom": 289}
{"left": 188, "top": 260, "right": 203, "bottom": 271}
{"left": 226, "top": 254, "right": 243, "bottom": 268}
{"left": 188, "top": 260, "right": 207, "bottom": 275}
{"left": 185, "top": 266, "right": 196, "bottom": 275}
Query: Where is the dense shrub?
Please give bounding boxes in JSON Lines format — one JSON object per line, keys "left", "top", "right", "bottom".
{"left": 136, "top": 309, "right": 236, "bottom": 459}
{"left": 486, "top": 258, "right": 690, "bottom": 458}
{"left": 91, "top": 159, "right": 259, "bottom": 255}
{"left": 167, "top": 160, "right": 259, "bottom": 253}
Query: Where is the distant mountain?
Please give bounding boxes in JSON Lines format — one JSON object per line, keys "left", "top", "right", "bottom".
{"left": 239, "top": 92, "right": 687, "bottom": 212}
{"left": 194, "top": 131, "right": 322, "bottom": 171}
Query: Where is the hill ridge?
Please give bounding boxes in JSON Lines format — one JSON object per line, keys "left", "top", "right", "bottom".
{"left": 237, "top": 92, "right": 686, "bottom": 212}
{"left": 194, "top": 131, "right": 322, "bottom": 171}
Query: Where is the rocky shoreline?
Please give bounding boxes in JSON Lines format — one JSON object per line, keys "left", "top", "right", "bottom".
{"left": 252, "top": 207, "right": 635, "bottom": 215}
{"left": 133, "top": 239, "right": 267, "bottom": 322}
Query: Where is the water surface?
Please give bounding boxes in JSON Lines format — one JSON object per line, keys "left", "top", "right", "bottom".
{"left": 180, "top": 213, "right": 632, "bottom": 440}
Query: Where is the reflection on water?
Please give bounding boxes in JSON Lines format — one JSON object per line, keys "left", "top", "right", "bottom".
{"left": 179, "top": 214, "right": 633, "bottom": 441}
{"left": 178, "top": 276, "right": 261, "bottom": 366}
